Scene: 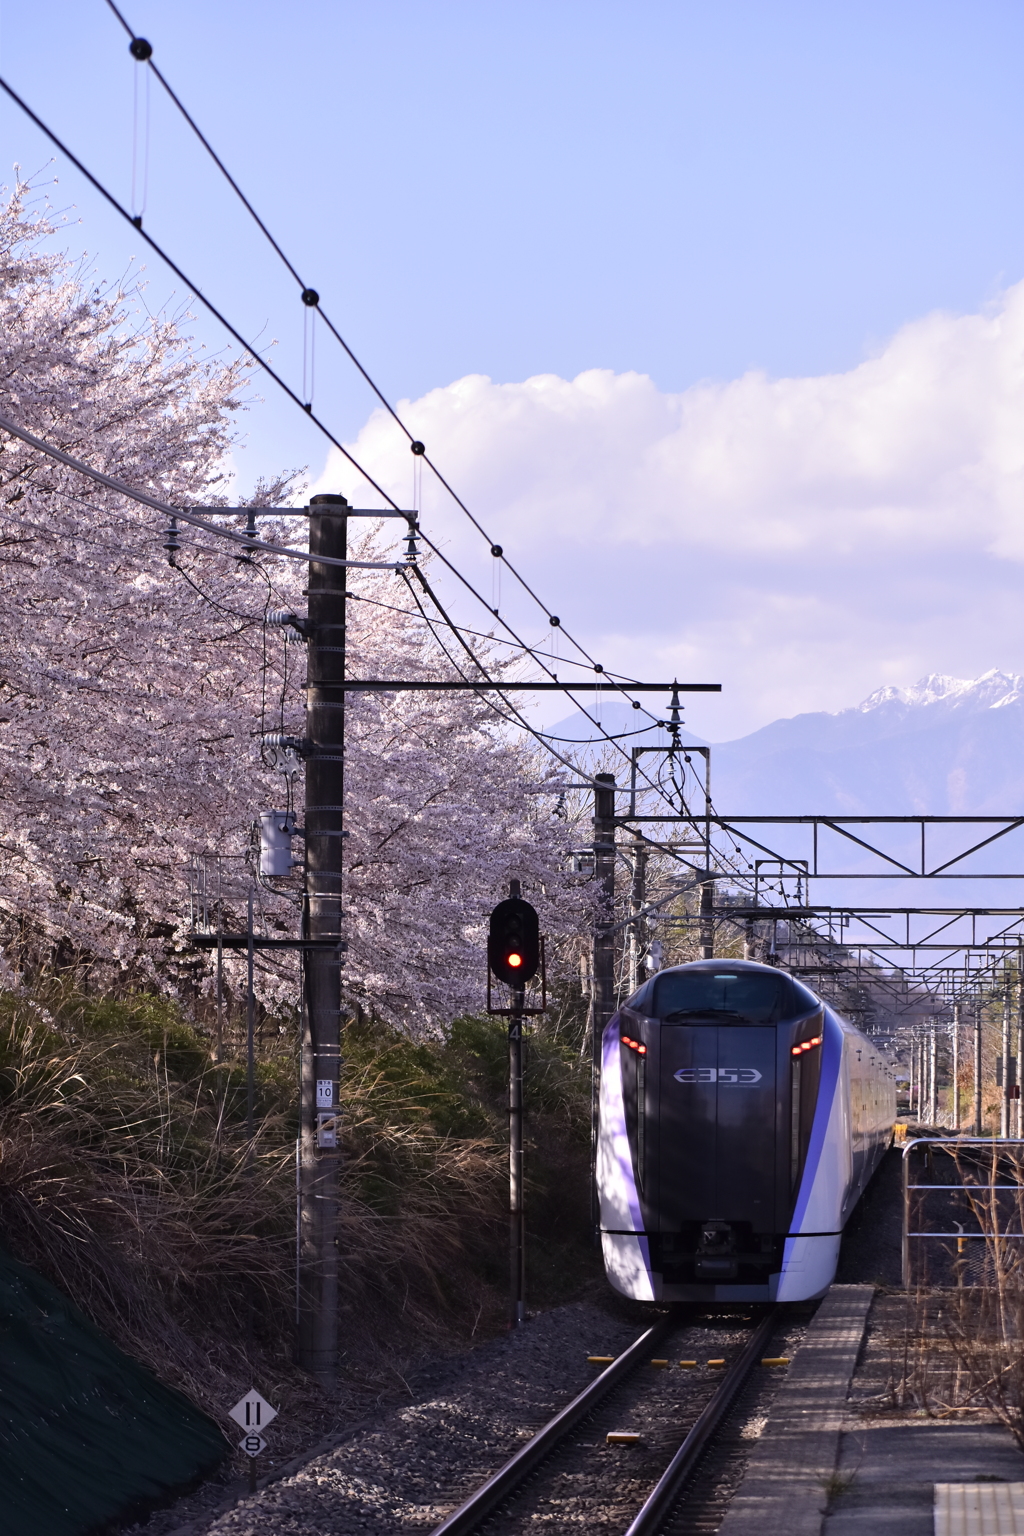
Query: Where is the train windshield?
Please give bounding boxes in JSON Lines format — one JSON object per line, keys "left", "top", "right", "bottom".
{"left": 651, "top": 970, "right": 801, "bottom": 1023}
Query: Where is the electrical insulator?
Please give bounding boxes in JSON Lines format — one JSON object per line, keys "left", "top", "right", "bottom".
{"left": 265, "top": 610, "right": 308, "bottom": 639}
{"left": 262, "top": 732, "right": 312, "bottom": 758}
{"left": 259, "top": 810, "right": 298, "bottom": 876}
{"left": 236, "top": 510, "right": 258, "bottom": 567}
{"left": 162, "top": 516, "right": 181, "bottom": 564}
{"left": 404, "top": 521, "right": 420, "bottom": 564}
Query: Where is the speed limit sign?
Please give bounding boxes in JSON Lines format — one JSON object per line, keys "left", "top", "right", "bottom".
{"left": 238, "top": 1432, "right": 267, "bottom": 1458}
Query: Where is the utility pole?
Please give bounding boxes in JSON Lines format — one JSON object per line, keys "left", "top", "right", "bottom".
{"left": 914, "top": 1032, "right": 927, "bottom": 1118}
{"left": 699, "top": 875, "right": 715, "bottom": 959}
{"left": 1017, "top": 951, "right": 1024, "bottom": 1137}
{"left": 930, "top": 1019, "right": 938, "bottom": 1126}
{"left": 627, "top": 831, "right": 647, "bottom": 996}
{"left": 298, "top": 492, "right": 348, "bottom": 1385}
{"left": 974, "top": 1004, "right": 984, "bottom": 1136}
{"left": 246, "top": 887, "right": 255, "bottom": 1146}
{"left": 952, "top": 1004, "right": 960, "bottom": 1130}
{"left": 592, "top": 773, "right": 616, "bottom": 1232}
{"left": 1003, "top": 980, "right": 1013, "bottom": 1139}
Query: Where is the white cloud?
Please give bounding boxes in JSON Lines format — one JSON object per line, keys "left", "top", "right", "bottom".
{"left": 313, "top": 282, "right": 1024, "bottom": 739}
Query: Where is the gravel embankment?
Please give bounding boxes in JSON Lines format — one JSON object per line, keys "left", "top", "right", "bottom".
{"left": 180, "top": 1304, "right": 801, "bottom": 1536}
{"left": 145, "top": 1151, "right": 905, "bottom": 1536}
{"left": 183, "top": 1300, "right": 645, "bottom": 1536}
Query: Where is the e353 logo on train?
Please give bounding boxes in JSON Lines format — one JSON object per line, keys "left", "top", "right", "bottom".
{"left": 673, "top": 1067, "right": 763, "bottom": 1084}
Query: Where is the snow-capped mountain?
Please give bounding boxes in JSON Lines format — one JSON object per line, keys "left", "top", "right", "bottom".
{"left": 712, "top": 670, "right": 1024, "bottom": 814}
{"left": 856, "top": 672, "right": 1024, "bottom": 715}
{"left": 548, "top": 670, "right": 1024, "bottom": 815}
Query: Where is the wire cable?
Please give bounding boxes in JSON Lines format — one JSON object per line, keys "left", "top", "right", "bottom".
{"left": 1, "top": 68, "right": 727, "bottom": 869}
{"left": 345, "top": 589, "right": 644, "bottom": 681}
{"left": 0, "top": 74, "right": 397, "bottom": 511}
{"left": 0, "top": 410, "right": 393, "bottom": 571}
{"left": 0, "top": 75, "right": 678, "bottom": 756}
{"left": 90, "top": 12, "right": 655, "bottom": 682}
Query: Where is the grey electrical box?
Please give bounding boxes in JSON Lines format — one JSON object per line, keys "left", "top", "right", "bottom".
{"left": 259, "top": 810, "right": 297, "bottom": 877}
{"left": 316, "top": 1112, "right": 338, "bottom": 1149}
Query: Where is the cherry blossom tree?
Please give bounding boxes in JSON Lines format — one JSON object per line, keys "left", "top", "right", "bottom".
{"left": 0, "top": 182, "right": 584, "bottom": 1030}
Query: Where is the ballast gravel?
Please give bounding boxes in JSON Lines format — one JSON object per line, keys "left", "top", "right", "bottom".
{"left": 189, "top": 1301, "right": 793, "bottom": 1536}
{"left": 192, "top": 1300, "right": 650, "bottom": 1536}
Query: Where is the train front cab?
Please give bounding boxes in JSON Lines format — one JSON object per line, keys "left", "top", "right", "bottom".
{"left": 597, "top": 960, "right": 892, "bottom": 1305}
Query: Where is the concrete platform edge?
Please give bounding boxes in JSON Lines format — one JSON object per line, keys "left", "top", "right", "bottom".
{"left": 715, "top": 1284, "right": 875, "bottom": 1536}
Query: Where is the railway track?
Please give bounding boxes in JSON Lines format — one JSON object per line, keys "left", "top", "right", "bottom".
{"left": 429, "top": 1308, "right": 782, "bottom": 1536}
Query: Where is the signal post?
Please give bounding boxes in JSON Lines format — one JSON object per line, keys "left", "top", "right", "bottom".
{"left": 488, "top": 883, "right": 542, "bottom": 1327}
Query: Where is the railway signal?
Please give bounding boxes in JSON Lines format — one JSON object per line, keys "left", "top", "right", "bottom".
{"left": 488, "top": 895, "right": 540, "bottom": 986}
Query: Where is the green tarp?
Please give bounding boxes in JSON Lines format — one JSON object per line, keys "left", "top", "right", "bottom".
{"left": 0, "top": 1247, "right": 227, "bottom": 1535}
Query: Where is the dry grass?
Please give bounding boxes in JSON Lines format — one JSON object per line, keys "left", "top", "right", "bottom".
{"left": 0, "top": 984, "right": 595, "bottom": 1460}
{"left": 881, "top": 1147, "right": 1024, "bottom": 1448}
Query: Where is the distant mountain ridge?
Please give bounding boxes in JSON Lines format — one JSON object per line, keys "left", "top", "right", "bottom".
{"left": 711, "top": 670, "right": 1024, "bottom": 815}
{"left": 856, "top": 671, "right": 1024, "bottom": 715}
{"left": 548, "top": 671, "right": 1024, "bottom": 816}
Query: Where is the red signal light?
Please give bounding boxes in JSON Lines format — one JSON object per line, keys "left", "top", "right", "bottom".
{"left": 488, "top": 896, "right": 540, "bottom": 985}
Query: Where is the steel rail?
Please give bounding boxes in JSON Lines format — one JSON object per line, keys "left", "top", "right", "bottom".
{"left": 622, "top": 1310, "right": 778, "bottom": 1536}
{"left": 428, "top": 1313, "right": 675, "bottom": 1536}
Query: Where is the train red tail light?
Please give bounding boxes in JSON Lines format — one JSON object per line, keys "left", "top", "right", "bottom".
{"left": 791, "top": 1034, "right": 822, "bottom": 1057}
{"left": 621, "top": 1035, "right": 647, "bottom": 1055}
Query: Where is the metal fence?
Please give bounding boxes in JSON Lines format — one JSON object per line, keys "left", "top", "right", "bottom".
{"left": 902, "top": 1137, "right": 1024, "bottom": 1287}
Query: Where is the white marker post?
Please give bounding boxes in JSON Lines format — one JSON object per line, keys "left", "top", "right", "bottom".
{"left": 229, "top": 1390, "right": 279, "bottom": 1494}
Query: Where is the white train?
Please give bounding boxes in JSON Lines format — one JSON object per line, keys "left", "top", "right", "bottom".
{"left": 597, "top": 959, "right": 895, "bottom": 1303}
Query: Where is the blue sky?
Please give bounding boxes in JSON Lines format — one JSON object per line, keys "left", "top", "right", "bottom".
{"left": 3, "top": 1, "right": 1024, "bottom": 737}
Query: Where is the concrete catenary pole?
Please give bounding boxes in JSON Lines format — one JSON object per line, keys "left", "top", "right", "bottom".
{"left": 951, "top": 1003, "right": 960, "bottom": 1129}
{"left": 591, "top": 773, "right": 617, "bottom": 1232}
{"left": 699, "top": 876, "right": 715, "bottom": 960}
{"left": 1003, "top": 980, "right": 1013, "bottom": 1139}
{"left": 928, "top": 1019, "right": 937, "bottom": 1127}
{"left": 1017, "top": 952, "right": 1024, "bottom": 1137}
{"left": 627, "top": 831, "right": 647, "bottom": 997}
{"left": 298, "top": 492, "right": 348, "bottom": 1384}
{"left": 974, "top": 1004, "right": 984, "bottom": 1136}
